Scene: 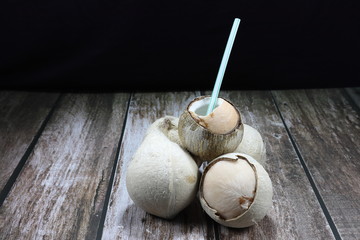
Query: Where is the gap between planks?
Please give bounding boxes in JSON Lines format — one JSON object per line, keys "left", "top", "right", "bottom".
{"left": 0, "top": 93, "right": 131, "bottom": 239}
{"left": 344, "top": 88, "right": 360, "bottom": 114}
{"left": 0, "top": 94, "right": 63, "bottom": 207}
{"left": 202, "top": 90, "right": 334, "bottom": 239}
{"left": 270, "top": 90, "right": 342, "bottom": 240}
{"left": 2, "top": 90, "right": 352, "bottom": 239}
{"left": 96, "top": 93, "right": 132, "bottom": 240}
{"left": 273, "top": 88, "right": 360, "bottom": 239}
{"left": 100, "top": 91, "right": 216, "bottom": 240}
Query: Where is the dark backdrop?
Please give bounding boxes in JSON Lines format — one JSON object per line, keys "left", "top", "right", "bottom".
{"left": 0, "top": 0, "right": 359, "bottom": 91}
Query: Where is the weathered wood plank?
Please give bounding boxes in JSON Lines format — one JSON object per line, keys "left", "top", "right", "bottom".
{"left": 205, "top": 91, "right": 335, "bottom": 240}
{"left": 0, "top": 93, "right": 130, "bottom": 239}
{"left": 273, "top": 88, "right": 360, "bottom": 240}
{"left": 0, "top": 91, "right": 59, "bottom": 192}
{"left": 102, "top": 92, "right": 216, "bottom": 240}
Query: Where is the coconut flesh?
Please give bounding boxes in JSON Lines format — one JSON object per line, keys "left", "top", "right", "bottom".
{"left": 178, "top": 96, "right": 244, "bottom": 162}
{"left": 189, "top": 97, "right": 239, "bottom": 134}
{"left": 199, "top": 153, "right": 273, "bottom": 228}
{"left": 202, "top": 158, "right": 256, "bottom": 219}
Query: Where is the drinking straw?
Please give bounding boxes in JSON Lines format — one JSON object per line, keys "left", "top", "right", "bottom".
{"left": 206, "top": 18, "right": 241, "bottom": 115}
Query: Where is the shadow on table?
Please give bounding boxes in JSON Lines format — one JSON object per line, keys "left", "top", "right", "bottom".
{"left": 217, "top": 215, "right": 277, "bottom": 239}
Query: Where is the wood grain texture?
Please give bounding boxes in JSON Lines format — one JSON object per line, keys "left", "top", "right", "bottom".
{"left": 0, "top": 91, "right": 59, "bottom": 192}
{"left": 206, "top": 91, "right": 335, "bottom": 240}
{"left": 102, "top": 92, "right": 216, "bottom": 240}
{"left": 0, "top": 93, "right": 130, "bottom": 239}
{"left": 273, "top": 89, "right": 360, "bottom": 240}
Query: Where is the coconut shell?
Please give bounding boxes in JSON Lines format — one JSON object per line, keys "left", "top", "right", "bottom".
{"left": 199, "top": 153, "right": 273, "bottom": 228}
{"left": 178, "top": 96, "right": 244, "bottom": 162}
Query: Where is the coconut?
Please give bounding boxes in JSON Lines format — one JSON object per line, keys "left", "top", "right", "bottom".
{"left": 235, "top": 124, "right": 266, "bottom": 165}
{"left": 147, "top": 116, "right": 185, "bottom": 148}
{"left": 178, "top": 96, "right": 244, "bottom": 162}
{"left": 199, "top": 153, "right": 273, "bottom": 228}
{"left": 126, "top": 116, "right": 199, "bottom": 219}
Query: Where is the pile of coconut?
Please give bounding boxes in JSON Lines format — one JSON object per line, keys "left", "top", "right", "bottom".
{"left": 126, "top": 96, "right": 273, "bottom": 228}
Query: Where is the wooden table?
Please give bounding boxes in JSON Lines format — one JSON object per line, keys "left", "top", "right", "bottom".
{"left": 1, "top": 88, "right": 359, "bottom": 240}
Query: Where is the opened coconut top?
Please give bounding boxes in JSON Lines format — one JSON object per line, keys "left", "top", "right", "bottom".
{"left": 188, "top": 96, "right": 241, "bottom": 134}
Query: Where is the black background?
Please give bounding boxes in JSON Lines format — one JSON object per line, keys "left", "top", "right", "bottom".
{"left": 0, "top": 0, "right": 359, "bottom": 91}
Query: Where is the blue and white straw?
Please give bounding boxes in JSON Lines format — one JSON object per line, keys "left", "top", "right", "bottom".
{"left": 206, "top": 18, "right": 241, "bottom": 115}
